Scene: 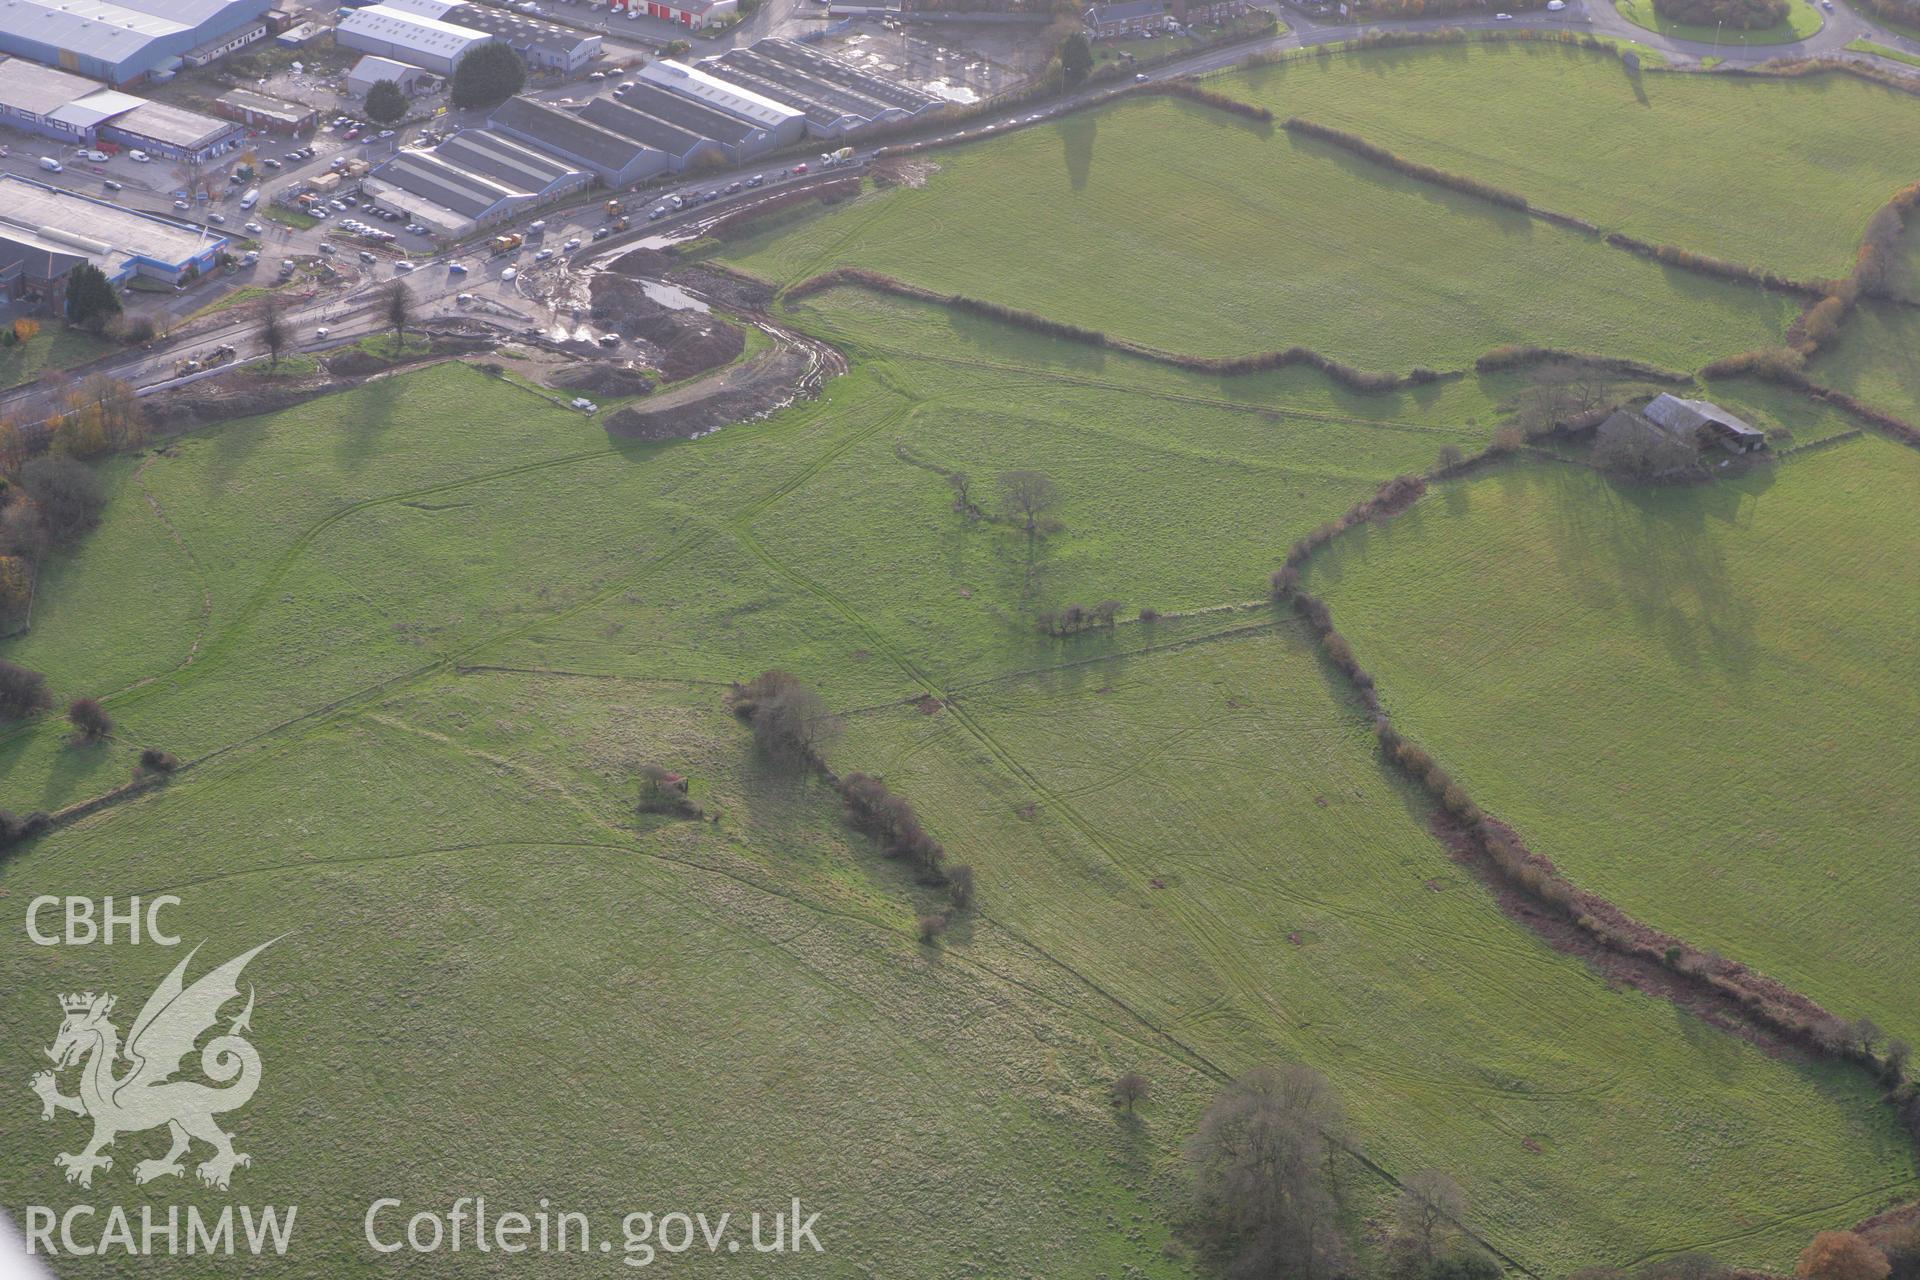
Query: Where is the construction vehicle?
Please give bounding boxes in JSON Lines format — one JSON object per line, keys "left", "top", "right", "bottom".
{"left": 609, "top": 215, "right": 629, "bottom": 232}
{"left": 490, "top": 232, "right": 524, "bottom": 255}
{"left": 818, "top": 146, "right": 854, "bottom": 167}
{"left": 605, "top": 198, "right": 625, "bottom": 216}
{"left": 176, "top": 343, "right": 236, "bottom": 376}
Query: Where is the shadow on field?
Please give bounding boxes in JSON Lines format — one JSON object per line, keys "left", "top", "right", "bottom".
{"left": 1280, "top": 131, "right": 1537, "bottom": 240}
{"left": 1058, "top": 111, "right": 1097, "bottom": 193}
{"left": 338, "top": 374, "right": 404, "bottom": 469}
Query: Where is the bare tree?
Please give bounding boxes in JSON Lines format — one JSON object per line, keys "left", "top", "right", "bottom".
{"left": 1186, "top": 1065, "right": 1351, "bottom": 1280}
{"left": 384, "top": 280, "right": 414, "bottom": 346}
{"left": 997, "top": 469, "right": 1060, "bottom": 539}
{"left": 947, "top": 470, "right": 973, "bottom": 515}
{"left": 1395, "top": 1169, "right": 1466, "bottom": 1271}
{"left": 1111, "top": 1071, "right": 1149, "bottom": 1113}
{"left": 256, "top": 295, "right": 291, "bottom": 371}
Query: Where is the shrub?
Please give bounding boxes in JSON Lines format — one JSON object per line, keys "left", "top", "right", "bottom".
{"left": 636, "top": 762, "right": 699, "bottom": 818}
{"left": 106, "top": 314, "right": 157, "bottom": 345}
{"left": 0, "top": 808, "right": 53, "bottom": 850}
{"left": 1797, "top": 1233, "right": 1891, "bottom": 1280}
{"left": 138, "top": 747, "right": 180, "bottom": 775}
{"left": 1137, "top": 606, "right": 1159, "bottom": 623}
{"left": 946, "top": 862, "right": 976, "bottom": 910}
{"left": 727, "top": 670, "right": 840, "bottom": 766}
{"left": 0, "top": 659, "right": 52, "bottom": 721}
{"left": 917, "top": 912, "right": 948, "bottom": 944}
{"left": 67, "top": 697, "right": 112, "bottom": 743}
{"left": 19, "top": 455, "right": 105, "bottom": 544}
{"left": 1111, "top": 1071, "right": 1149, "bottom": 1111}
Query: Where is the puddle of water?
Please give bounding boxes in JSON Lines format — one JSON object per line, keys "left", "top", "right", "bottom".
{"left": 922, "top": 79, "right": 981, "bottom": 103}
{"left": 641, "top": 279, "right": 710, "bottom": 312}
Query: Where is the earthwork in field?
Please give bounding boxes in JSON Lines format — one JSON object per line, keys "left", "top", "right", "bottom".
{"left": 4, "top": 37, "right": 1919, "bottom": 1280}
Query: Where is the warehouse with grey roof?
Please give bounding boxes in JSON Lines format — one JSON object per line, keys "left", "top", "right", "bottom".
{"left": 0, "top": 0, "right": 271, "bottom": 85}
{"left": 698, "top": 38, "right": 942, "bottom": 137}
{"left": 365, "top": 130, "right": 590, "bottom": 236}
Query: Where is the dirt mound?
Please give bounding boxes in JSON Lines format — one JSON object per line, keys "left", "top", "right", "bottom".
{"left": 588, "top": 273, "right": 673, "bottom": 339}
{"left": 668, "top": 263, "right": 773, "bottom": 313}
{"left": 549, "top": 362, "right": 656, "bottom": 397}
{"left": 146, "top": 382, "right": 331, "bottom": 431}
{"left": 659, "top": 317, "right": 745, "bottom": 382}
{"left": 605, "top": 340, "right": 811, "bottom": 440}
{"left": 608, "top": 247, "right": 674, "bottom": 277}
{"left": 324, "top": 350, "right": 390, "bottom": 377}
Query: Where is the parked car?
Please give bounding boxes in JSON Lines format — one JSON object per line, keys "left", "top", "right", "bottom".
{"left": 208, "top": 212, "right": 227, "bottom": 225}
{"left": 448, "top": 261, "right": 467, "bottom": 273}
{"left": 316, "top": 327, "right": 330, "bottom": 338}
{"left": 456, "top": 292, "right": 474, "bottom": 305}
{"left": 245, "top": 221, "right": 263, "bottom": 234}
{"left": 500, "top": 267, "right": 517, "bottom": 282}
{"left": 318, "top": 243, "right": 336, "bottom": 255}
{"left": 173, "top": 198, "right": 190, "bottom": 210}
{"left": 534, "top": 247, "right": 554, "bottom": 261}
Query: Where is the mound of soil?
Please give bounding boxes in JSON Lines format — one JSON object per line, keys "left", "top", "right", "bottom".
{"left": 324, "top": 350, "right": 390, "bottom": 377}
{"left": 605, "top": 340, "right": 811, "bottom": 440}
{"left": 658, "top": 316, "right": 745, "bottom": 382}
{"left": 667, "top": 263, "right": 773, "bottom": 313}
{"left": 608, "top": 247, "right": 674, "bottom": 277}
{"left": 549, "top": 362, "right": 656, "bottom": 397}
{"left": 588, "top": 273, "right": 673, "bottom": 340}
{"left": 146, "top": 382, "right": 331, "bottom": 431}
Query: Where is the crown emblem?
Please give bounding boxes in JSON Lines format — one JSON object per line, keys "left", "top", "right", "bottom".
{"left": 59, "top": 992, "right": 111, "bottom": 1015}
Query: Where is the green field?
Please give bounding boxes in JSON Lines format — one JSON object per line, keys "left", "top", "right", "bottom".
{"left": 1214, "top": 43, "right": 1920, "bottom": 280}
{"left": 716, "top": 94, "right": 1799, "bottom": 372}
{"left": 1305, "top": 440, "right": 1920, "bottom": 1046}
{"left": 0, "top": 324, "right": 115, "bottom": 391}
{"left": 1613, "top": 0, "right": 1824, "bottom": 45}
{"left": 6, "top": 38, "right": 1920, "bottom": 1280}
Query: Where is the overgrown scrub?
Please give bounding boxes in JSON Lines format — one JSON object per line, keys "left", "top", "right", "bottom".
{"left": 0, "top": 658, "right": 52, "bottom": 722}
{"left": 1603, "top": 233, "right": 1821, "bottom": 296}
{"left": 1035, "top": 600, "right": 1123, "bottom": 636}
{"left": 1137, "top": 80, "right": 1274, "bottom": 122}
{"left": 838, "top": 771, "right": 948, "bottom": 885}
{"left": 0, "top": 807, "right": 53, "bottom": 853}
{"left": 1283, "top": 117, "right": 1530, "bottom": 211}
{"left": 726, "top": 670, "right": 841, "bottom": 766}
{"left": 1652, "top": 0, "right": 1787, "bottom": 28}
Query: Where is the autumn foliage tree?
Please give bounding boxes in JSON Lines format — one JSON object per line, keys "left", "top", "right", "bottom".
{"left": 1799, "top": 1233, "right": 1892, "bottom": 1280}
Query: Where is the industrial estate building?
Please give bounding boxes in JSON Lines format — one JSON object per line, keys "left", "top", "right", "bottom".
{"left": 0, "top": 0, "right": 272, "bottom": 85}
{"left": 697, "top": 38, "right": 942, "bottom": 137}
{"left": 347, "top": 55, "right": 438, "bottom": 99}
{"left": 363, "top": 128, "right": 591, "bottom": 236}
{"left": 0, "top": 56, "right": 241, "bottom": 158}
{"left": 347, "top": 35, "right": 945, "bottom": 238}
{"left": 213, "top": 87, "right": 317, "bottom": 133}
{"left": 333, "top": 3, "right": 498, "bottom": 74}
{"left": 442, "top": 4, "right": 603, "bottom": 72}
{"left": 0, "top": 175, "right": 227, "bottom": 313}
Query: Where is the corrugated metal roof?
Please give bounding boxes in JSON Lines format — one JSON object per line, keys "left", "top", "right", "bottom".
{"left": 47, "top": 86, "right": 142, "bottom": 128}
{"left": 0, "top": 58, "right": 103, "bottom": 114}
{"left": 335, "top": 4, "right": 493, "bottom": 56}
{"left": 104, "top": 97, "right": 233, "bottom": 146}
{"left": 347, "top": 53, "right": 426, "bottom": 83}
{"left": 610, "top": 77, "right": 756, "bottom": 145}
{"left": 635, "top": 59, "right": 802, "bottom": 130}
{"left": 1644, "top": 394, "right": 1763, "bottom": 440}
{"left": 490, "top": 96, "right": 658, "bottom": 174}
{"left": 0, "top": 0, "right": 188, "bottom": 64}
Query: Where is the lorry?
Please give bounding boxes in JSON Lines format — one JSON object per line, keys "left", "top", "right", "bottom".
{"left": 605, "top": 198, "right": 625, "bottom": 216}
{"left": 818, "top": 147, "right": 854, "bottom": 167}
{"left": 490, "top": 232, "right": 524, "bottom": 255}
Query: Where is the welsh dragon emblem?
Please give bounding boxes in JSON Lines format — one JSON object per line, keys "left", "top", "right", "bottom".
{"left": 29, "top": 941, "right": 275, "bottom": 1191}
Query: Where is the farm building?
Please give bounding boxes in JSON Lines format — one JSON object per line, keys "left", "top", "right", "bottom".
{"left": 364, "top": 128, "right": 591, "bottom": 236}
{"left": 214, "top": 87, "right": 316, "bottom": 132}
{"left": 1085, "top": 0, "right": 1169, "bottom": 36}
{"left": 698, "top": 38, "right": 943, "bottom": 138}
{"left": 633, "top": 60, "right": 806, "bottom": 148}
{"left": 347, "top": 55, "right": 437, "bottom": 98}
{"left": 333, "top": 3, "right": 498, "bottom": 74}
{"left": 444, "top": 4, "right": 602, "bottom": 72}
{"left": 603, "top": 77, "right": 785, "bottom": 163}
{"left": 0, "top": 0, "right": 272, "bottom": 85}
{"left": 488, "top": 97, "right": 670, "bottom": 187}
{"left": 0, "top": 174, "right": 227, "bottom": 311}
{"left": 1642, "top": 394, "right": 1769, "bottom": 453}
{"left": 610, "top": 0, "right": 738, "bottom": 28}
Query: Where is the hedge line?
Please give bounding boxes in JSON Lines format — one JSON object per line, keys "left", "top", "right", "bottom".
{"left": 1137, "top": 80, "right": 1275, "bottom": 122}
{"left": 782, "top": 267, "right": 1431, "bottom": 391}
{"left": 1602, "top": 232, "right": 1825, "bottom": 297}
{"left": 1474, "top": 344, "right": 1694, "bottom": 384}
{"left": 1282, "top": 117, "right": 1530, "bottom": 211}
{"left": 1271, "top": 460, "right": 1918, "bottom": 1147}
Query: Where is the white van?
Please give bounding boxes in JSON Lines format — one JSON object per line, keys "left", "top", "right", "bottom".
{"left": 239, "top": 187, "right": 260, "bottom": 210}
{"left": 128, "top": 150, "right": 150, "bottom": 163}
{"left": 38, "top": 156, "right": 62, "bottom": 173}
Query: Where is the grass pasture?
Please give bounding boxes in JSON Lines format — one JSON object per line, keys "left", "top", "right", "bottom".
{"left": 1213, "top": 43, "right": 1920, "bottom": 280}
{"left": 6, "top": 38, "right": 1920, "bottom": 1280}
{"left": 1305, "top": 441, "right": 1920, "bottom": 1046}
{"left": 715, "top": 93, "right": 1799, "bottom": 372}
